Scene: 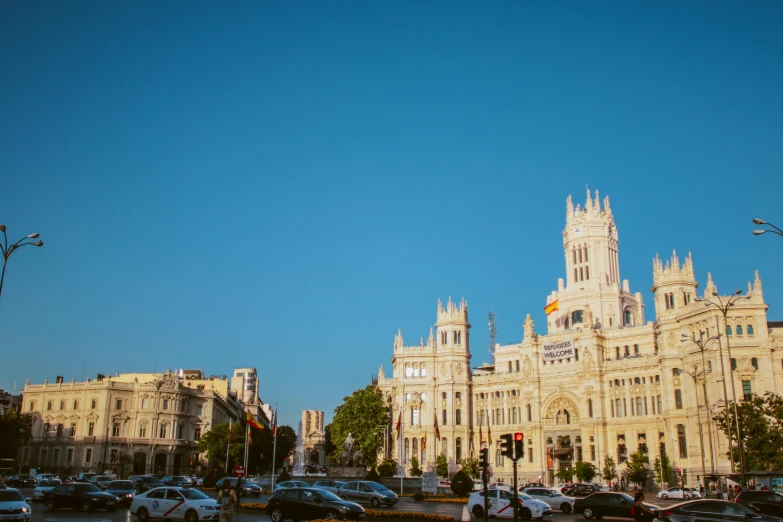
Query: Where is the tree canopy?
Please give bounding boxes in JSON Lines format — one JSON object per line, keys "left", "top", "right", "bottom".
{"left": 625, "top": 450, "right": 648, "bottom": 486}
{"left": 714, "top": 392, "right": 783, "bottom": 472}
{"left": 575, "top": 461, "right": 597, "bottom": 483}
{"left": 653, "top": 453, "right": 677, "bottom": 486}
{"left": 602, "top": 456, "right": 617, "bottom": 482}
{"left": 329, "top": 385, "right": 390, "bottom": 468}
{"left": 197, "top": 421, "right": 297, "bottom": 474}
{"left": 0, "top": 411, "right": 32, "bottom": 461}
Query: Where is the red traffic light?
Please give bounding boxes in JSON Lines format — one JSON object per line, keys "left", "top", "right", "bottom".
{"left": 514, "top": 432, "right": 524, "bottom": 441}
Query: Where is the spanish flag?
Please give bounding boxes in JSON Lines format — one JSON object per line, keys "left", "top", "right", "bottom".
{"left": 433, "top": 415, "right": 440, "bottom": 440}
{"left": 422, "top": 434, "right": 426, "bottom": 450}
{"left": 544, "top": 300, "right": 559, "bottom": 315}
{"left": 246, "top": 411, "right": 264, "bottom": 431}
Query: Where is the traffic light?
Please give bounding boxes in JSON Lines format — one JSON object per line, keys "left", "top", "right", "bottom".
{"left": 499, "top": 433, "right": 514, "bottom": 459}
{"left": 676, "top": 468, "right": 682, "bottom": 475}
{"left": 514, "top": 432, "right": 524, "bottom": 459}
{"left": 480, "top": 448, "right": 489, "bottom": 469}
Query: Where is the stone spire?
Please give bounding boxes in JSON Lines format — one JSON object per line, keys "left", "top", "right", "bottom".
{"left": 523, "top": 314, "right": 535, "bottom": 340}
{"left": 754, "top": 270, "right": 763, "bottom": 298}
{"left": 394, "top": 329, "right": 403, "bottom": 351}
{"left": 705, "top": 272, "right": 717, "bottom": 297}
{"left": 428, "top": 327, "right": 435, "bottom": 348}
{"left": 603, "top": 195, "right": 612, "bottom": 216}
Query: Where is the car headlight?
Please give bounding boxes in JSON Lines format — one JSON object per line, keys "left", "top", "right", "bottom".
{"left": 201, "top": 505, "right": 216, "bottom": 510}
{"left": 126, "top": 493, "right": 134, "bottom": 498}
{"left": 21, "top": 507, "right": 31, "bottom": 513}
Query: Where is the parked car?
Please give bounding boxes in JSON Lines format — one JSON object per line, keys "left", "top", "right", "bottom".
{"left": 64, "top": 476, "right": 78, "bottom": 484}
{"left": 196, "top": 477, "right": 204, "bottom": 487}
{"left": 522, "top": 487, "right": 576, "bottom": 513}
{"left": 32, "top": 480, "right": 62, "bottom": 501}
{"left": 574, "top": 492, "right": 659, "bottom": 520}
{"left": 313, "top": 480, "right": 346, "bottom": 495}
{"left": 9, "top": 475, "right": 35, "bottom": 488}
{"left": 0, "top": 486, "right": 32, "bottom": 522}
{"left": 105, "top": 480, "right": 136, "bottom": 507}
{"left": 214, "top": 478, "right": 262, "bottom": 497}
{"left": 131, "top": 486, "right": 219, "bottom": 522}
{"left": 734, "top": 490, "right": 783, "bottom": 518}
{"left": 468, "top": 488, "right": 552, "bottom": 519}
{"left": 338, "top": 481, "right": 398, "bottom": 508}
{"left": 683, "top": 488, "right": 702, "bottom": 499}
{"left": 162, "top": 476, "right": 192, "bottom": 488}
{"left": 34, "top": 474, "right": 57, "bottom": 484}
{"left": 43, "top": 483, "right": 119, "bottom": 511}
{"left": 563, "top": 484, "right": 598, "bottom": 497}
{"left": 88, "top": 475, "right": 114, "bottom": 490}
{"left": 276, "top": 480, "right": 311, "bottom": 491}
{"left": 129, "top": 475, "right": 165, "bottom": 493}
{"left": 657, "top": 487, "right": 691, "bottom": 500}
{"left": 267, "top": 487, "right": 365, "bottom": 522}
{"left": 658, "top": 499, "right": 781, "bottom": 522}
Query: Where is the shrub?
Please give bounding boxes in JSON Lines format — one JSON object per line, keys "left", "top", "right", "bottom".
{"left": 409, "top": 456, "right": 423, "bottom": 477}
{"left": 378, "top": 458, "right": 397, "bottom": 478}
{"left": 366, "top": 469, "right": 380, "bottom": 482}
{"left": 277, "top": 469, "right": 292, "bottom": 483}
{"left": 450, "top": 470, "right": 473, "bottom": 497}
{"left": 413, "top": 493, "right": 424, "bottom": 501}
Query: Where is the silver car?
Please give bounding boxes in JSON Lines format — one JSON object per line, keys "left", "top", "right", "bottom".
{"left": 313, "top": 480, "right": 346, "bottom": 495}
{"left": 338, "top": 481, "right": 398, "bottom": 507}
{"left": 522, "top": 487, "right": 576, "bottom": 513}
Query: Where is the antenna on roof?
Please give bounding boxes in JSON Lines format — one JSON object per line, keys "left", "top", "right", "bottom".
{"left": 488, "top": 311, "right": 497, "bottom": 358}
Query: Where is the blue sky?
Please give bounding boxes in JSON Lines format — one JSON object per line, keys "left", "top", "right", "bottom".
{"left": 1, "top": 2, "right": 781, "bottom": 428}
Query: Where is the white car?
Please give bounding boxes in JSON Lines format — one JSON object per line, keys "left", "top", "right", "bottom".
{"left": 34, "top": 474, "right": 57, "bottom": 484}
{"left": 32, "top": 479, "right": 62, "bottom": 501}
{"left": 683, "top": 488, "right": 702, "bottom": 498}
{"left": 522, "top": 487, "right": 576, "bottom": 513}
{"left": 468, "top": 488, "right": 553, "bottom": 519}
{"left": 131, "top": 487, "right": 220, "bottom": 522}
{"left": 657, "top": 487, "right": 690, "bottom": 500}
{"left": 0, "top": 487, "right": 32, "bottom": 521}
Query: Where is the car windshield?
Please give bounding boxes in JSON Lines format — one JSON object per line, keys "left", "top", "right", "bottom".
{"left": 109, "top": 481, "right": 133, "bottom": 489}
{"left": 518, "top": 494, "right": 532, "bottom": 500}
{"left": 78, "top": 484, "right": 102, "bottom": 492}
{"left": 318, "top": 490, "right": 342, "bottom": 502}
{"left": 180, "top": 489, "right": 209, "bottom": 500}
{"left": 0, "top": 490, "right": 24, "bottom": 502}
{"left": 550, "top": 491, "right": 564, "bottom": 497}
{"left": 38, "top": 480, "right": 59, "bottom": 486}
{"left": 368, "top": 483, "right": 390, "bottom": 492}
{"left": 621, "top": 494, "right": 634, "bottom": 502}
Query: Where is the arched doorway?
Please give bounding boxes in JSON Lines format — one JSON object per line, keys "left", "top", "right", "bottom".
{"left": 173, "top": 454, "right": 181, "bottom": 475}
{"left": 154, "top": 453, "right": 167, "bottom": 475}
{"left": 133, "top": 452, "right": 147, "bottom": 475}
{"left": 309, "top": 450, "right": 319, "bottom": 464}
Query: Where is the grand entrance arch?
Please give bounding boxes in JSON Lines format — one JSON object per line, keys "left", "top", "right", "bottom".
{"left": 133, "top": 452, "right": 147, "bottom": 475}
{"left": 154, "top": 453, "right": 167, "bottom": 475}
{"left": 542, "top": 394, "right": 582, "bottom": 484}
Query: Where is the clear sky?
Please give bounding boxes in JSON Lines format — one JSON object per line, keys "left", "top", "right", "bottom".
{"left": 1, "top": 2, "right": 781, "bottom": 428}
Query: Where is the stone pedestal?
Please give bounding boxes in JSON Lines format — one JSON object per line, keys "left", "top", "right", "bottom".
{"left": 328, "top": 467, "right": 367, "bottom": 478}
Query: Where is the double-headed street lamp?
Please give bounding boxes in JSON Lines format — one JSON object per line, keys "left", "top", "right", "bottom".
{"left": 0, "top": 225, "right": 44, "bottom": 299}
{"left": 673, "top": 364, "right": 712, "bottom": 485}
{"left": 752, "top": 218, "right": 783, "bottom": 238}
{"left": 695, "top": 289, "right": 750, "bottom": 486}
{"left": 680, "top": 333, "right": 720, "bottom": 475}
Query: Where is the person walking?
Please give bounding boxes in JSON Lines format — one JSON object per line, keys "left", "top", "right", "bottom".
{"left": 633, "top": 491, "right": 657, "bottom": 522}
{"left": 217, "top": 481, "right": 238, "bottom": 522}
{"left": 728, "top": 485, "right": 736, "bottom": 502}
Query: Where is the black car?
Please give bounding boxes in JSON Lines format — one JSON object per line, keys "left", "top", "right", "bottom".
{"left": 267, "top": 487, "right": 365, "bottom": 522}
{"left": 129, "top": 475, "right": 164, "bottom": 494}
{"left": 734, "top": 491, "right": 783, "bottom": 518}
{"left": 105, "top": 480, "right": 136, "bottom": 507}
{"left": 564, "top": 484, "right": 598, "bottom": 497}
{"left": 9, "top": 475, "right": 35, "bottom": 488}
{"left": 216, "top": 477, "right": 262, "bottom": 497}
{"left": 574, "top": 492, "right": 659, "bottom": 519}
{"left": 43, "top": 483, "right": 119, "bottom": 512}
{"left": 658, "top": 499, "right": 780, "bottom": 522}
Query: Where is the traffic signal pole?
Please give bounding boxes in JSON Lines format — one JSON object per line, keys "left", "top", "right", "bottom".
{"left": 480, "top": 448, "right": 489, "bottom": 522}
{"left": 512, "top": 456, "right": 519, "bottom": 522}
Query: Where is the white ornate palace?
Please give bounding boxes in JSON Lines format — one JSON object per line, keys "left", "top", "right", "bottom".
{"left": 376, "top": 190, "right": 783, "bottom": 485}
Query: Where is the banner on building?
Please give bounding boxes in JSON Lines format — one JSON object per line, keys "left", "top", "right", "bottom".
{"left": 542, "top": 339, "right": 575, "bottom": 361}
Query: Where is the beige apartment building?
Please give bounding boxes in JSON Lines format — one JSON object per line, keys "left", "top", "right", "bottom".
{"left": 377, "top": 190, "right": 783, "bottom": 486}
{"left": 19, "top": 370, "right": 245, "bottom": 476}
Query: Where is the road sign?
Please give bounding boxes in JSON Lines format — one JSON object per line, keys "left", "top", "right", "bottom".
{"left": 233, "top": 465, "right": 246, "bottom": 478}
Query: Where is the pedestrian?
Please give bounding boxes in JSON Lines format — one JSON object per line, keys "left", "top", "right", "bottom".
{"left": 728, "top": 486, "right": 736, "bottom": 502}
{"left": 217, "top": 480, "right": 237, "bottom": 522}
{"left": 0, "top": 474, "right": 6, "bottom": 486}
{"left": 633, "top": 490, "right": 657, "bottom": 522}
{"left": 721, "top": 485, "right": 728, "bottom": 500}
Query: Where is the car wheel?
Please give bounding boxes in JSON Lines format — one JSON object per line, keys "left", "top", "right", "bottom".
{"left": 271, "top": 507, "right": 285, "bottom": 522}
{"left": 561, "top": 503, "right": 572, "bottom": 514}
{"left": 371, "top": 498, "right": 381, "bottom": 508}
{"left": 185, "top": 509, "right": 199, "bottom": 522}
{"left": 472, "top": 505, "right": 485, "bottom": 518}
{"left": 520, "top": 508, "right": 531, "bottom": 520}
{"left": 137, "top": 507, "right": 150, "bottom": 522}
{"left": 583, "top": 507, "right": 593, "bottom": 519}
{"left": 661, "top": 494, "right": 668, "bottom": 499}
{"left": 82, "top": 500, "right": 92, "bottom": 512}
{"left": 325, "top": 510, "right": 340, "bottom": 520}
{"left": 46, "top": 500, "right": 56, "bottom": 510}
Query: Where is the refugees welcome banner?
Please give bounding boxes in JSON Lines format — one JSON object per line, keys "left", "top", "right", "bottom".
{"left": 542, "top": 339, "right": 575, "bottom": 361}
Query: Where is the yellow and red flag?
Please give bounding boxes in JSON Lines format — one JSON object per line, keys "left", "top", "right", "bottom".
{"left": 395, "top": 412, "right": 402, "bottom": 439}
{"left": 422, "top": 434, "right": 426, "bottom": 450}
{"left": 487, "top": 421, "right": 492, "bottom": 445}
{"left": 272, "top": 412, "right": 277, "bottom": 437}
{"left": 479, "top": 425, "right": 483, "bottom": 445}
{"left": 544, "top": 300, "right": 559, "bottom": 315}
{"left": 246, "top": 411, "right": 264, "bottom": 431}
{"left": 434, "top": 415, "right": 440, "bottom": 440}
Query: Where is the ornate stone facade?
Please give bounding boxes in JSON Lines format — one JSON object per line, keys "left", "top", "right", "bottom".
{"left": 295, "top": 409, "right": 326, "bottom": 470}
{"left": 377, "top": 190, "right": 783, "bottom": 485}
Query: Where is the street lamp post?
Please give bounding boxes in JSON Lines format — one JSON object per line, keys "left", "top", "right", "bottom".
{"left": 0, "top": 225, "right": 44, "bottom": 299}
{"left": 696, "top": 290, "right": 750, "bottom": 486}
{"left": 681, "top": 333, "right": 720, "bottom": 474}
{"left": 673, "top": 365, "right": 711, "bottom": 488}
{"left": 752, "top": 218, "right": 783, "bottom": 238}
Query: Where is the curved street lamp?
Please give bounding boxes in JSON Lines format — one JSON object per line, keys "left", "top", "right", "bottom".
{"left": 0, "top": 225, "right": 44, "bottom": 299}
{"left": 673, "top": 365, "right": 712, "bottom": 486}
{"left": 752, "top": 218, "right": 783, "bottom": 238}
{"left": 695, "top": 289, "right": 750, "bottom": 486}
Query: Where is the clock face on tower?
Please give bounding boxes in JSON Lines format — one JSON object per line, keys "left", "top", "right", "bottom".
{"left": 574, "top": 226, "right": 584, "bottom": 236}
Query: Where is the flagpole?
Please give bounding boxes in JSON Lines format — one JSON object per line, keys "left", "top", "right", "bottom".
{"left": 226, "top": 419, "right": 232, "bottom": 474}
{"left": 244, "top": 423, "right": 249, "bottom": 470}
{"left": 400, "top": 412, "right": 403, "bottom": 495}
{"left": 271, "top": 404, "right": 279, "bottom": 491}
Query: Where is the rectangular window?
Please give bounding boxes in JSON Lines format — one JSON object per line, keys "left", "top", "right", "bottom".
{"left": 85, "top": 448, "right": 93, "bottom": 465}
{"left": 528, "top": 446, "right": 533, "bottom": 463}
{"left": 442, "top": 409, "right": 447, "bottom": 425}
{"left": 70, "top": 423, "right": 77, "bottom": 438}
{"left": 66, "top": 448, "right": 73, "bottom": 464}
{"left": 196, "top": 405, "right": 203, "bottom": 416}
{"left": 162, "top": 399, "right": 169, "bottom": 410}
{"left": 512, "top": 407, "right": 518, "bottom": 424}
{"left": 88, "top": 422, "right": 95, "bottom": 436}
{"left": 590, "top": 445, "right": 596, "bottom": 461}
{"left": 142, "top": 398, "right": 150, "bottom": 409}
{"left": 742, "top": 380, "right": 752, "bottom": 401}
{"left": 115, "top": 399, "right": 122, "bottom": 410}
{"left": 508, "top": 361, "right": 512, "bottom": 373}
{"left": 159, "top": 424, "right": 167, "bottom": 438}
{"left": 515, "top": 360, "right": 520, "bottom": 372}
{"left": 177, "top": 424, "right": 184, "bottom": 439}
{"left": 52, "top": 448, "right": 60, "bottom": 465}
{"left": 496, "top": 449, "right": 504, "bottom": 467}
{"left": 112, "top": 423, "right": 121, "bottom": 437}
{"left": 675, "top": 389, "right": 683, "bottom": 409}
{"left": 611, "top": 400, "right": 615, "bottom": 417}
{"left": 139, "top": 424, "right": 147, "bottom": 438}
{"left": 588, "top": 398, "right": 593, "bottom": 418}
{"left": 677, "top": 424, "right": 688, "bottom": 458}
{"left": 194, "top": 427, "right": 202, "bottom": 441}
{"left": 657, "top": 395, "right": 663, "bottom": 414}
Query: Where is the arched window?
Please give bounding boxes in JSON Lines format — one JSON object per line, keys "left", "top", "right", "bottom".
{"left": 28, "top": 402, "right": 35, "bottom": 412}
{"left": 442, "top": 438, "right": 447, "bottom": 457}
{"left": 73, "top": 400, "right": 78, "bottom": 410}
{"left": 59, "top": 401, "right": 65, "bottom": 410}
{"left": 412, "top": 438, "right": 418, "bottom": 458}
{"left": 748, "top": 325, "right": 755, "bottom": 336}
{"left": 624, "top": 310, "right": 632, "bottom": 326}
{"left": 588, "top": 398, "right": 593, "bottom": 418}
{"left": 572, "top": 310, "right": 583, "bottom": 324}
{"left": 421, "top": 367, "right": 427, "bottom": 377}
{"left": 727, "top": 325, "right": 733, "bottom": 336}
{"left": 636, "top": 397, "right": 643, "bottom": 416}
{"left": 404, "top": 438, "right": 410, "bottom": 463}
{"left": 751, "top": 358, "right": 759, "bottom": 370}
{"left": 615, "top": 347, "right": 621, "bottom": 359}
{"left": 455, "top": 438, "right": 462, "bottom": 461}
{"left": 455, "top": 409, "right": 462, "bottom": 425}
{"left": 47, "top": 401, "right": 52, "bottom": 411}
{"left": 634, "top": 377, "right": 641, "bottom": 385}
{"left": 634, "top": 344, "right": 640, "bottom": 356}
{"left": 736, "top": 325, "right": 743, "bottom": 336}
{"left": 405, "top": 366, "right": 413, "bottom": 378}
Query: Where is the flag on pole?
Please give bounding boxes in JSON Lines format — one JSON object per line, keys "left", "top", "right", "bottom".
{"left": 247, "top": 425, "right": 252, "bottom": 446}
{"left": 433, "top": 415, "right": 440, "bottom": 440}
{"left": 422, "top": 434, "right": 426, "bottom": 450}
{"left": 228, "top": 422, "right": 233, "bottom": 443}
{"left": 246, "top": 411, "right": 264, "bottom": 430}
{"left": 544, "top": 300, "right": 559, "bottom": 315}
{"left": 479, "top": 425, "right": 483, "bottom": 445}
{"left": 272, "top": 410, "right": 278, "bottom": 437}
{"left": 395, "top": 412, "right": 402, "bottom": 439}
{"left": 487, "top": 419, "right": 492, "bottom": 445}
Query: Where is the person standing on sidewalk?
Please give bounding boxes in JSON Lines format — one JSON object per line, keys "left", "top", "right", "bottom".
{"left": 217, "top": 481, "right": 237, "bottom": 522}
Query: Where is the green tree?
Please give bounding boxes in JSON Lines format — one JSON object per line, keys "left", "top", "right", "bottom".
{"left": 460, "top": 457, "right": 480, "bottom": 479}
{"left": 329, "top": 385, "right": 390, "bottom": 468}
{"left": 409, "top": 456, "right": 423, "bottom": 477}
{"left": 714, "top": 392, "right": 783, "bottom": 472}
{"left": 626, "top": 450, "right": 648, "bottom": 487}
{"left": 0, "top": 411, "right": 32, "bottom": 462}
{"left": 273, "top": 425, "right": 298, "bottom": 471}
{"left": 378, "top": 458, "right": 397, "bottom": 477}
{"left": 575, "top": 461, "right": 597, "bottom": 483}
{"left": 436, "top": 453, "right": 448, "bottom": 478}
{"left": 555, "top": 466, "right": 574, "bottom": 483}
{"left": 653, "top": 454, "right": 676, "bottom": 486}
{"left": 602, "top": 456, "right": 617, "bottom": 482}
{"left": 197, "top": 422, "right": 246, "bottom": 472}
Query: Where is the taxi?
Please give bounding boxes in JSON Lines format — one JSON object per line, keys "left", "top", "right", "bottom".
{"left": 130, "top": 487, "right": 219, "bottom": 522}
